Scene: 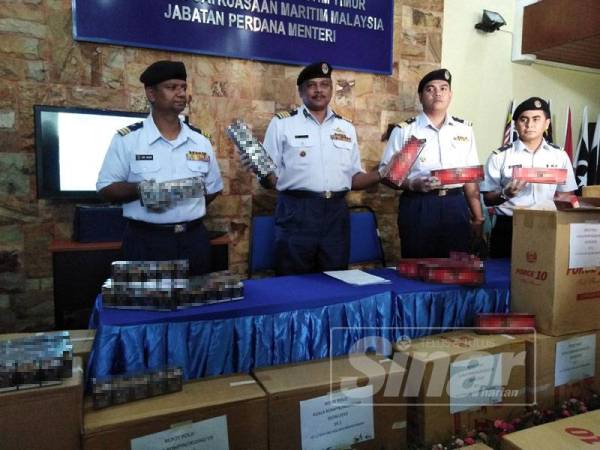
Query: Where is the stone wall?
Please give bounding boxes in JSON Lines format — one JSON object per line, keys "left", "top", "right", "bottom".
{"left": 0, "top": 0, "right": 443, "bottom": 332}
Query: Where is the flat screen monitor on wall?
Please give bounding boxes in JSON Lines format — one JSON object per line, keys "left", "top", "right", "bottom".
{"left": 34, "top": 105, "right": 148, "bottom": 199}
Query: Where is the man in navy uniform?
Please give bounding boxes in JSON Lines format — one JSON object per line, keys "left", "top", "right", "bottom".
{"left": 97, "top": 60, "right": 223, "bottom": 275}
{"left": 380, "top": 68, "right": 485, "bottom": 258}
{"left": 261, "top": 61, "right": 380, "bottom": 275}
{"left": 481, "top": 97, "right": 577, "bottom": 258}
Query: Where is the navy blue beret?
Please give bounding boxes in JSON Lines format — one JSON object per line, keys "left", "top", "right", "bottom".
{"left": 140, "top": 61, "right": 187, "bottom": 87}
{"left": 513, "top": 97, "right": 550, "bottom": 120}
{"left": 297, "top": 61, "right": 332, "bottom": 86}
{"left": 418, "top": 68, "right": 452, "bottom": 93}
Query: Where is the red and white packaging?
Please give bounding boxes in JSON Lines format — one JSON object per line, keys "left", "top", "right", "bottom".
{"left": 512, "top": 167, "right": 567, "bottom": 184}
{"left": 383, "top": 136, "right": 426, "bottom": 186}
{"left": 419, "top": 264, "right": 485, "bottom": 285}
{"left": 430, "top": 165, "right": 484, "bottom": 185}
{"left": 396, "top": 254, "right": 484, "bottom": 285}
{"left": 474, "top": 313, "right": 536, "bottom": 334}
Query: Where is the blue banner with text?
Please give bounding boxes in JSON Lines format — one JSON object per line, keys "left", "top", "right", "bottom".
{"left": 72, "top": 0, "right": 394, "bottom": 74}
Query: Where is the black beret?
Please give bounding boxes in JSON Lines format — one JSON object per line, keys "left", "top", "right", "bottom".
{"left": 418, "top": 68, "right": 452, "bottom": 93}
{"left": 297, "top": 61, "right": 332, "bottom": 86}
{"left": 513, "top": 97, "right": 550, "bottom": 120}
{"left": 140, "top": 60, "right": 187, "bottom": 87}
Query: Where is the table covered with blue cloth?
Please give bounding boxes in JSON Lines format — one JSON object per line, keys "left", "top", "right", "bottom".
{"left": 87, "top": 259, "right": 511, "bottom": 381}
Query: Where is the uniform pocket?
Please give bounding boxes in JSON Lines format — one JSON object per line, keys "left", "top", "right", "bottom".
{"left": 186, "top": 160, "right": 210, "bottom": 174}
{"left": 131, "top": 159, "right": 160, "bottom": 177}
{"left": 333, "top": 139, "right": 353, "bottom": 168}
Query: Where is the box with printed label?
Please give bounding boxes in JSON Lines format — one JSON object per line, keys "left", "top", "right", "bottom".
{"left": 520, "top": 331, "right": 600, "bottom": 409}
{"left": 0, "top": 357, "right": 83, "bottom": 450}
{"left": 501, "top": 410, "right": 600, "bottom": 450}
{"left": 83, "top": 373, "right": 267, "bottom": 450}
{"left": 393, "top": 331, "right": 526, "bottom": 447}
{"left": 252, "top": 354, "right": 407, "bottom": 450}
{"left": 511, "top": 208, "right": 600, "bottom": 336}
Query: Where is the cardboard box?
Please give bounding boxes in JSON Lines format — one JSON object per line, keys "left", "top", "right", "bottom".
{"left": 501, "top": 410, "right": 600, "bottom": 450}
{"left": 469, "top": 444, "right": 494, "bottom": 450}
{"left": 521, "top": 331, "right": 600, "bottom": 409}
{"left": 83, "top": 373, "right": 267, "bottom": 450}
{"left": 253, "top": 354, "right": 407, "bottom": 450}
{"left": 583, "top": 185, "right": 600, "bottom": 197}
{"left": 511, "top": 208, "right": 600, "bottom": 336}
{"left": 393, "top": 331, "right": 526, "bottom": 447}
{"left": 0, "top": 357, "right": 83, "bottom": 450}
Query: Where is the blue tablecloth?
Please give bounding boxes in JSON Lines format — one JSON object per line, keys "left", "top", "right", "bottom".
{"left": 87, "top": 259, "right": 511, "bottom": 381}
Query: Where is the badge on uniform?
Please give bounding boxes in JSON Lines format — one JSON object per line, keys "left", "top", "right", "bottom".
{"left": 331, "top": 127, "right": 351, "bottom": 143}
{"left": 186, "top": 151, "right": 210, "bottom": 162}
{"left": 453, "top": 135, "right": 469, "bottom": 143}
{"left": 136, "top": 154, "right": 153, "bottom": 161}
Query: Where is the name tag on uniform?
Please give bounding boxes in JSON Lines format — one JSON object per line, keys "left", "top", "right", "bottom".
{"left": 453, "top": 135, "right": 469, "bottom": 143}
{"left": 509, "top": 164, "right": 522, "bottom": 169}
{"left": 331, "top": 132, "right": 351, "bottom": 143}
{"left": 135, "top": 154, "right": 153, "bottom": 161}
{"left": 187, "top": 151, "right": 210, "bottom": 162}
{"left": 294, "top": 134, "right": 309, "bottom": 139}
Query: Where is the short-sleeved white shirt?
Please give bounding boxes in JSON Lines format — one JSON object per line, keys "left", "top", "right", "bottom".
{"left": 379, "top": 112, "right": 479, "bottom": 188}
{"left": 480, "top": 139, "right": 577, "bottom": 216}
{"left": 262, "top": 105, "right": 363, "bottom": 192}
{"left": 96, "top": 115, "right": 223, "bottom": 223}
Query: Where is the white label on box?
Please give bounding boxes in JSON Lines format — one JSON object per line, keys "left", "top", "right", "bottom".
{"left": 449, "top": 354, "right": 503, "bottom": 414}
{"left": 555, "top": 334, "right": 596, "bottom": 387}
{"left": 300, "top": 385, "right": 374, "bottom": 450}
{"left": 130, "top": 415, "right": 229, "bottom": 450}
{"left": 569, "top": 223, "right": 600, "bottom": 268}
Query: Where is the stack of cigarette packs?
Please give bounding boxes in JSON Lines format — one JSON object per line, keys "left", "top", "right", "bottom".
{"left": 227, "top": 119, "right": 277, "bottom": 179}
{"left": 102, "top": 260, "right": 244, "bottom": 311}
{"left": 397, "top": 252, "right": 484, "bottom": 285}
{"left": 0, "top": 331, "right": 73, "bottom": 393}
{"left": 140, "top": 176, "right": 205, "bottom": 209}
{"left": 91, "top": 366, "right": 183, "bottom": 409}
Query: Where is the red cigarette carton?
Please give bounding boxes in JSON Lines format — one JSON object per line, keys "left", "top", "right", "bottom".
{"left": 512, "top": 167, "right": 567, "bottom": 184}
{"left": 382, "top": 136, "right": 426, "bottom": 187}
{"left": 430, "top": 165, "right": 484, "bottom": 185}
{"left": 475, "top": 313, "right": 536, "bottom": 334}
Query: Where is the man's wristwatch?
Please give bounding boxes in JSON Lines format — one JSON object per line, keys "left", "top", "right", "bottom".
{"left": 500, "top": 187, "right": 510, "bottom": 201}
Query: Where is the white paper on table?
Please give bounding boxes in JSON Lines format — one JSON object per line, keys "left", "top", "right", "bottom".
{"left": 569, "top": 223, "right": 600, "bottom": 268}
{"left": 131, "top": 415, "right": 229, "bottom": 450}
{"left": 300, "top": 385, "right": 374, "bottom": 450}
{"left": 555, "top": 334, "right": 596, "bottom": 387}
{"left": 323, "top": 269, "right": 391, "bottom": 286}
{"left": 449, "top": 354, "right": 503, "bottom": 414}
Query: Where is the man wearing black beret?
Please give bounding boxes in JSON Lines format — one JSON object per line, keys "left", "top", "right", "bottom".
{"left": 481, "top": 97, "right": 577, "bottom": 257}
{"left": 259, "top": 61, "right": 380, "bottom": 275}
{"left": 379, "top": 68, "right": 485, "bottom": 258}
{"left": 97, "top": 60, "right": 223, "bottom": 274}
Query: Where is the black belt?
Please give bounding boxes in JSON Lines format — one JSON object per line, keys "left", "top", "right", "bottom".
{"left": 402, "top": 187, "right": 463, "bottom": 198}
{"left": 127, "top": 218, "right": 204, "bottom": 234}
{"left": 282, "top": 190, "right": 348, "bottom": 199}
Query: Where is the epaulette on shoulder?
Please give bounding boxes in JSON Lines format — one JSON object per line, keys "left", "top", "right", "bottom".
{"left": 493, "top": 143, "right": 512, "bottom": 155}
{"left": 332, "top": 111, "right": 352, "bottom": 123}
{"left": 116, "top": 121, "right": 143, "bottom": 136}
{"left": 188, "top": 124, "right": 212, "bottom": 141}
{"left": 452, "top": 116, "right": 473, "bottom": 127}
{"left": 275, "top": 109, "right": 298, "bottom": 119}
{"left": 395, "top": 117, "right": 416, "bottom": 128}
{"left": 547, "top": 142, "right": 561, "bottom": 150}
